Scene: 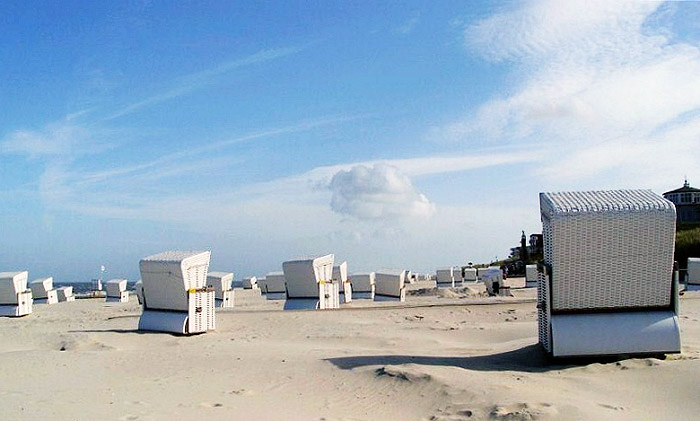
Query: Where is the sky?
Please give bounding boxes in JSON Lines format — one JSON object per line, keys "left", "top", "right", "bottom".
{"left": 1, "top": 1, "right": 700, "bottom": 282}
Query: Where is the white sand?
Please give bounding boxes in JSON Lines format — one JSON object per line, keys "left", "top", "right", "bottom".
{"left": 1, "top": 279, "right": 699, "bottom": 420}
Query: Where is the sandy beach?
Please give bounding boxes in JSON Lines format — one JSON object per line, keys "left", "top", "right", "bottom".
{"left": 1, "top": 279, "right": 699, "bottom": 421}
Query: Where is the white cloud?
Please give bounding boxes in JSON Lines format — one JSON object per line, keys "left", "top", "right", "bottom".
{"left": 1, "top": 121, "right": 105, "bottom": 158}
{"left": 328, "top": 164, "right": 435, "bottom": 220}
{"left": 435, "top": 0, "right": 700, "bottom": 187}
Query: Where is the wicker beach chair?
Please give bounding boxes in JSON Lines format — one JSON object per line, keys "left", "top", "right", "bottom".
{"left": 30, "top": 277, "right": 58, "bottom": 305}
{"left": 436, "top": 268, "right": 454, "bottom": 288}
{"left": 538, "top": 190, "right": 681, "bottom": 357}
{"left": 687, "top": 258, "right": 700, "bottom": 291}
{"left": 56, "top": 286, "right": 76, "bottom": 302}
{"left": 138, "top": 251, "right": 215, "bottom": 334}
{"left": 525, "top": 265, "right": 538, "bottom": 288}
{"left": 374, "top": 270, "right": 406, "bottom": 302}
{"left": 282, "top": 255, "right": 338, "bottom": 310}
{"left": 105, "top": 279, "right": 129, "bottom": 303}
{"left": 463, "top": 268, "right": 477, "bottom": 282}
{"left": 207, "top": 272, "right": 234, "bottom": 308}
{"left": 350, "top": 272, "right": 375, "bottom": 299}
{"left": 0, "top": 271, "right": 32, "bottom": 316}
{"left": 262, "top": 272, "right": 287, "bottom": 300}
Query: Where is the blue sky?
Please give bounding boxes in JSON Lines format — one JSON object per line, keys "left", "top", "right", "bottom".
{"left": 1, "top": 1, "right": 699, "bottom": 282}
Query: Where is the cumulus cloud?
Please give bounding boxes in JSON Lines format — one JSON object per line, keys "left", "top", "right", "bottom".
{"left": 329, "top": 164, "right": 435, "bottom": 220}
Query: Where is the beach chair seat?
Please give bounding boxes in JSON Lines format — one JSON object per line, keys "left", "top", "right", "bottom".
{"left": 350, "top": 273, "right": 375, "bottom": 299}
{"left": 538, "top": 190, "right": 680, "bottom": 357}
{"left": 138, "top": 251, "right": 215, "bottom": 334}
{"left": 0, "top": 271, "right": 32, "bottom": 316}
{"left": 106, "top": 279, "right": 129, "bottom": 303}
{"left": 283, "top": 255, "right": 338, "bottom": 309}
{"left": 463, "top": 268, "right": 477, "bottom": 282}
{"left": 30, "top": 277, "right": 58, "bottom": 305}
{"left": 207, "top": 271, "right": 235, "bottom": 308}
{"left": 374, "top": 270, "right": 406, "bottom": 302}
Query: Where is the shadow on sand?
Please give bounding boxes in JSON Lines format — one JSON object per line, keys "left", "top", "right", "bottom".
{"left": 326, "top": 344, "right": 638, "bottom": 373}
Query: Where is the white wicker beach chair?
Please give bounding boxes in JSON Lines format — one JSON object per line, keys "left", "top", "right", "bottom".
{"left": 56, "top": 286, "right": 76, "bottom": 302}
{"left": 106, "top": 279, "right": 129, "bottom": 303}
{"left": 207, "top": 272, "right": 234, "bottom": 308}
{"left": 687, "top": 258, "right": 700, "bottom": 291}
{"left": 525, "top": 265, "right": 538, "bottom": 288}
{"left": 0, "top": 271, "right": 33, "bottom": 316}
{"left": 350, "top": 272, "right": 375, "bottom": 299}
{"left": 238, "top": 276, "right": 259, "bottom": 290}
{"left": 263, "top": 272, "right": 287, "bottom": 300}
{"left": 453, "top": 266, "right": 463, "bottom": 286}
{"left": 30, "top": 277, "right": 58, "bottom": 305}
{"left": 282, "top": 255, "right": 338, "bottom": 310}
{"left": 538, "top": 190, "right": 680, "bottom": 357}
{"left": 332, "top": 261, "right": 352, "bottom": 304}
{"left": 463, "top": 268, "right": 477, "bottom": 282}
{"left": 374, "top": 270, "right": 406, "bottom": 302}
{"left": 138, "top": 251, "right": 215, "bottom": 334}
{"left": 436, "top": 268, "right": 454, "bottom": 288}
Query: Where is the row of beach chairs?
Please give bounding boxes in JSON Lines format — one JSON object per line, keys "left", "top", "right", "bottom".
{"left": 0, "top": 273, "right": 76, "bottom": 316}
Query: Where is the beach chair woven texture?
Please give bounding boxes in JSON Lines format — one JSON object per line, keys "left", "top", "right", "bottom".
{"left": 540, "top": 190, "right": 676, "bottom": 311}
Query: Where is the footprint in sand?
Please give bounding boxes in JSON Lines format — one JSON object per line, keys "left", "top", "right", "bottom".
{"left": 489, "top": 402, "right": 557, "bottom": 420}
{"left": 598, "top": 403, "right": 625, "bottom": 411}
{"left": 228, "top": 389, "right": 255, "bottom": 396}
{"left": 200, "top": 402, "right": 224, "bottom": 408}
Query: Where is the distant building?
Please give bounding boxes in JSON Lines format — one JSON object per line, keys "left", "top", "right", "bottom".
{"left": 663, "top": 180, "right": 700, "bottom": 225}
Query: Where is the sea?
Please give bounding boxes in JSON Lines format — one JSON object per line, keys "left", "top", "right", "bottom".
{"left": 54, "top": 280, "right": 139, "bottom": 294}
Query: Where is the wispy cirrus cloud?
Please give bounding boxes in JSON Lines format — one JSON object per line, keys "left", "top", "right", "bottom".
{"left": 432, "top": 0, "right": 700, "bottom": 189}
{"left": 105, "top": 45, "right": 306, "bottom": 120}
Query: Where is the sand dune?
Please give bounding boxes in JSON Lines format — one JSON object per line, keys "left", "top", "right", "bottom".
{"left": 1, "top": 281, "right": 699, "bottom": 420}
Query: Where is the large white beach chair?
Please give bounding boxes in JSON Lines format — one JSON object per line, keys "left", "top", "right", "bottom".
{"left": 687, "top": 258, "right": 700, "bottom": 291}
{"left": 282, "top": 254, "right": 338, "bottom": 310}
{"left": 106, "top": 279, "right": 129, "bottom": 303}
{"left": 138, "top": 251, "right": 215, "bottom": 335}
{"left": 525, "top": 265, "right": 538, "bottom": 288}
{"left": 0, "top": 271, "right": 32, "bottom": 316}
{"left": 350, "top": 272, "right": 375, "bottom": 299}
{"left": 374, "top": 270, "right": 406, "bottom": 302}
{"left": 332, "top": 261, "right": 352, "bottom": 304}
{"left": 463, "top": 268, "right": 477, "bottom": 282}
{"left": 263, "top": 272, "right": 287, "bottom": 300}
{"left": 207, "top": 272, "right": 235, "bottom": 308}
{"left": 56, "top": 286, "right": 76, "bottom": 302}
{"left": 30, "top": 277, "right": 58, "bottom": 305}
{"left": 538, "top": 190, "right": 681, "bottom": 357}
{"left": 436, "top": 268, "right": 454, "bottom": 288}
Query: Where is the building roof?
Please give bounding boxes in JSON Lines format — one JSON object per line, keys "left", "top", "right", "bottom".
{"left": 663, "top": 180, "right": 700, "bottom": 195}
